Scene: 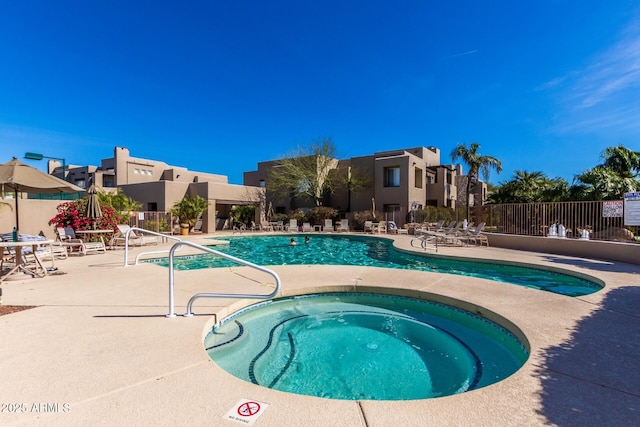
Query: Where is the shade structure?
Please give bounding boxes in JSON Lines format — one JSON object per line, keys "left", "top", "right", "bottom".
{"left": 0, "top": 157, "right": 84, "bottom": 231}
{"left": 84, "top": 183, "right": 102, "bottom": 229}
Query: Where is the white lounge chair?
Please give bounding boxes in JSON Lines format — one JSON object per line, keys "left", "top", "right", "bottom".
{"left": 374, "top": 221, "right": 387, "bottom": 234}
{"left": 387, "top": 221, "right": 408, "bottom": 235}
{"left": 363, "top": 221, "right": 374, "bottom": 233}
{"left": 113, "top": 225, "right": 158, "bottom": 247}
{"left": 337, "top": 219, "right": 349, "bottom": 232}
{"left": 302, "top": 222, "right": 313, "bottom": 232}
{"left": 192, "top": 217, "right": 203, "bottom": 233}
{"left": 56, "top": 227, "right": 106, "bottom": 255}
{"left": 323, "top": 219, "right": 334, "bottom": 232}
{"left": 287, "top": 219, "right": 298, "bottom": 232}
{"left": 448, "top": 223, "right": 487, "bottom": 246}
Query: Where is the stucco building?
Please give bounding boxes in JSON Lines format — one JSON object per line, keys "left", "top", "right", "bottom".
{"left": 50, "top": 147, "right": 264, "bottom": 233}
{"left": 244, "top": 146, "right": 487, "bottom": 226}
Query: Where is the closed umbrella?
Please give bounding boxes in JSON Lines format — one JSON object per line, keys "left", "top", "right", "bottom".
{"left": 0, "top": 157, "right": 83, "bottom": 233}
{"left": 267, "top": 201, "right": 274, "bottom": 221}
{"left": 85, "top": 183, "right": 102, "bottom": 229}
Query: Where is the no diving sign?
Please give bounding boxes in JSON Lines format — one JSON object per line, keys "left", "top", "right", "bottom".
{"left": 224, "top": 398, "right": 269, "bottom": 425}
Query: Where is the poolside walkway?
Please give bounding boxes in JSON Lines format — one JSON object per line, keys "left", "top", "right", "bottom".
{"left": 1, "top": 232, "right": 639, "bottom": 426}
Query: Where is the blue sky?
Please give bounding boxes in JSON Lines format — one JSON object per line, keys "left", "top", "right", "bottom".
{"left": 1, "top": 1, "right": 639, "bottom": 185}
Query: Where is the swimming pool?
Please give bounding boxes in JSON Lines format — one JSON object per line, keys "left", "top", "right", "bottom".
{"left": 204, "top": 291, "right": 529, "bottom": 400}
{"left": 154, "top": 235, "right": 602, "bottom": 296}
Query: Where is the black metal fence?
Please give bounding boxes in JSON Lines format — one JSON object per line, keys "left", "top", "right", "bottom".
{"left": 476, "top": 201, "right": 636, "bottom": 241}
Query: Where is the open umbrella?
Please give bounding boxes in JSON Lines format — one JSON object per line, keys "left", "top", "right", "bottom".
{"left": 0, "top": 157, "right": 83, "bottom": 233}
{"left": 85, "top": 183, "right": 102, "bottom": 229}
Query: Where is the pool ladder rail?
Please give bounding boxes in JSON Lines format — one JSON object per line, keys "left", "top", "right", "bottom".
{"left": 121, "top": 227, "right": 184, "bottom": 267}
{"left": 167, "top": 240, "right": 282, "bottom": 318}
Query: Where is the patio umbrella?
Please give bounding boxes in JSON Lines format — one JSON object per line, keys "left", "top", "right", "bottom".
{"left": 84, "top": 183, "right": 102, "bottom": 229}
{"left": 0, "top": 157, "right": 83, "bottom": 233}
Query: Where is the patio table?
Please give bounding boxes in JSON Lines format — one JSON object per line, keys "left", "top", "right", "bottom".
{"left": 0, "top": 239, "right": 55, "bottom": 282}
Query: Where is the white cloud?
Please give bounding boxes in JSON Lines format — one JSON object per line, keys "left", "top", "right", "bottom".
{"left": 547, "top": 12, "right": 640, "bottom": 136}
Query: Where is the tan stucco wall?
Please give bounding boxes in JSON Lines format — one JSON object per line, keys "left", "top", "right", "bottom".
{"left": 0, "top": 198, "right": 67, "bottom": 239}
{"left": 487, "top": 233, "right": 640, "bottom": 265}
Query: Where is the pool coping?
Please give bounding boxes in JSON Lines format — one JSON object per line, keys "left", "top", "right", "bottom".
{"left": 1, "top": 232, "right": 639, "bottom": 426}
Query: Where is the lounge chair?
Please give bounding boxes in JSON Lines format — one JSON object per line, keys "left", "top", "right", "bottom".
{"left": 363, "top": 221, "right": 374, "bottom": 233}
{"left": 192, "top": 217, "right": 203, "bottom": 233}
{"left": 286, "top": 219, "right": 298, "bottom": 232}
{"left": 302, "top": 222, "right": 313, "bottom": 232}
{"left": 56, "top": 227, "right": 106, "bottom": 255}
{"left": 375, "top": 221, "right": 387, "bottom": 234}
{"left": 414, "top": 221, "right": 438, "bottom": 237}
{"left": 337, "top": 219, "right": 349, "bottom": 232}
{"left": 428, "top": 221, "right": 461, "bottom": 238}
{"left": 323, "top": 219, "right": 334, "bottom": 232}
{"left": 113, "top": 225, "right": 158, "bottom": 247}
{"left": 449, "top": 223, "right": 487, "bottom": 246}
{"left": 465, "top": 223, "right": 488, "bottom": 246}
{"left": 387, "top": 221, "right": 408, "bottom": 235}
{"left": 428, "top": 220, "right": 446, "bottom": 232}
{"left": 260, "top": 221, "right": 274, "bottom": 232}
{"left": 427, "top": 220, "right": 456, "bottom": 236}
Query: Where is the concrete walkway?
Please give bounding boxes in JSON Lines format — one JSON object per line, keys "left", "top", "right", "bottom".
{"left": 1, "top": 232, "right": 638, "bottom": 426}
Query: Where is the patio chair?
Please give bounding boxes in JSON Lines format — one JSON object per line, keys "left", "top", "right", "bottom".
{"left": 260, "top": 221, "right": 274, "bottom": 232}
{"left": 427, "top": 220, "right": 456, "bottom": 236}
{"left": 30, "top": 239, "right": 67, "bottom": 261}
{"left": 56, "top": 227, "right": 106, "bottom": 255}
{"left": 337, "top": 219, "right": 349, "bottom": 232}
{"left": 450, "top": 223, "right": 487, "bottom": 246}
{"left": 286, "top": 219, "right": 298, "bottom": 232}
{"left": 192, "top": 215, "right": 203, "bottom": 233}
{"left": 302, "top": 222, "right": 313, "bottom": 232}
{"left": 363, "top": 221, "right": 374, "bottom": 233}
{"left": 323, "top": 219, "right": 334, "bottom": 232}
{"left": 387, "top": 221, "right": 408, "bottom": 235}
{"left": 428, "top": 220, "right": 445, "bottom": 232}
{"left": 375, "top": 221, "right": 388, "bottom": 234}
{"left": 427, "top": 221, "right": 461, "bottom": 239}
{"left": 113, "top": 225, "right": 158, "bottom": 247}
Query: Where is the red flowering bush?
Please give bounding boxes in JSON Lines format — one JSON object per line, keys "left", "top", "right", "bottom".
{"left": 49, "top": 200, "right": 124, "bottom": 231}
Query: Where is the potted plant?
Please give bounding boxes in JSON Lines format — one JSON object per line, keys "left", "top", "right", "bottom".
{"left": 171, "top": 195, "right": 208, "bottom": 235}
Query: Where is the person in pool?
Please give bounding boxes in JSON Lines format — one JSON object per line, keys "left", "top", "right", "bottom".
{"left": 290, "top": 237, "right": 297, "bottom": 245}
{"left": 305, "top": 236, "right": 310, "bottom": 244}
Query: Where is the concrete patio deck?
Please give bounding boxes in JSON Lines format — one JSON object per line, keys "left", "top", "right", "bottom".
{"left": 1, "top": 232, "right": 638, "bottom": 426}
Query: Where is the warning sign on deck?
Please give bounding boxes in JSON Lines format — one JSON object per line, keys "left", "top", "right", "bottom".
{"left": 223, "top": 398, "right": 269, "bottom": 425}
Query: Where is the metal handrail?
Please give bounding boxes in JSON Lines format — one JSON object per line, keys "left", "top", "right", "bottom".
{"left": 121, "top": 227, "right": 183, "bottom": 267}
{"left": 167, "top": 240, "right": 281, "bottom": 318}
{"left": 410, "top": 234, "right": 439, "bottom": 252}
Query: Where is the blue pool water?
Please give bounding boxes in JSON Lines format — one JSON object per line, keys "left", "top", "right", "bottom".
{"left": 155, "top": 235, "right": 602, "bottom": 296}
{"left": 205, "top": 292, "right": 529, "bottom": 400}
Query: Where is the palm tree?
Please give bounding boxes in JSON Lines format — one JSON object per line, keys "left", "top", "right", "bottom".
{"left": 572, "top": 145, "right": 640, "bottom": 200}
{"left": 575, "top": 167, "right": 638, "bottom": 200}
{"left": 487, "top": 171, "right": 570, "bottom": 203}
{"left": 451, "top": 142, "right": 502, "bottom": 219}
{"left": 600, "top": 145, "right": 640, "bottom": 177}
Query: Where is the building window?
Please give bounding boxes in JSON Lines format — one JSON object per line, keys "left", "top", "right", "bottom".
{"left": 384, "top": 167, "right": 400, "bottom": 187}
{"left": 134, "top": 168, "right": 140, "bottom": 174}
{"left": 414, "top": 167, "right": 423, "bottom": 189}
{"left": 384, "top": 204, "right": 400, "bottom": 214}
{"left": 103, "top": 177, "right": 115, "bottom": 188}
